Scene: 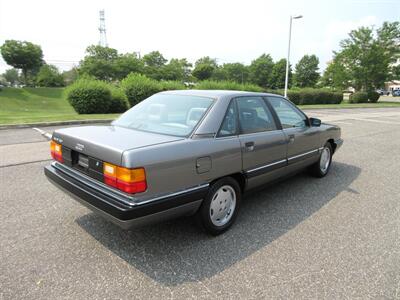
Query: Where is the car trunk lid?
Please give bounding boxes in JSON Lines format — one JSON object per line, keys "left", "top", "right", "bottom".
{"left": 52, "top": 125, "right": 184, "bottom": 166}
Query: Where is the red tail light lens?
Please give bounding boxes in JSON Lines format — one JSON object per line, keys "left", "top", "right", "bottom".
{"left": 50, "top": 141, "right": 63, "bottom": 163}
{"left": 103, "top": 162, "right": 147, "bottom": 194}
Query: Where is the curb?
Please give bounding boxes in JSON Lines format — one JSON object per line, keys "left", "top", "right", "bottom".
{"left": 0, "top": 119, "right": 114, "bottom": 130}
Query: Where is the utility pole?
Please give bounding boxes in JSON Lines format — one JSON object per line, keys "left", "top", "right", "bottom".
{"left": 99, "top": 10, "right": 108, "bottom": 47}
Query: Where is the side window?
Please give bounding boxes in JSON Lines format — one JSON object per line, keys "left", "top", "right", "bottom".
{"left": 218, "top": 101, "right": 238, "bottom": 137}
{"left": 268, "top": 97, "right": 307, "bottom": 129}
{"left": 236, "top": 97, "right": 277, "bottom": 134}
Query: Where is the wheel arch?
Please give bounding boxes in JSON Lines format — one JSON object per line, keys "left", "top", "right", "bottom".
{"left": 209, "top": 172, "right": 246, "bottom": 194}
{"left": 327, "top": 138, "right": 336, "bottom": 153}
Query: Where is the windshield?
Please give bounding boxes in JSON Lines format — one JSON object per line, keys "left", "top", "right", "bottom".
{"left": 113, "top": 94, "right": 214, "bottom": 137}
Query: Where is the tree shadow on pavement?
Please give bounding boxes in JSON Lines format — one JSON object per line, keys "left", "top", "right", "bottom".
{"left": 76, "top": 162, "right": 360, "bottom": 286}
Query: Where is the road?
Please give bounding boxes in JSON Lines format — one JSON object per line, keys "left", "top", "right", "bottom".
{"left": 1, "top": 108, "right": 399, "bottom": 299}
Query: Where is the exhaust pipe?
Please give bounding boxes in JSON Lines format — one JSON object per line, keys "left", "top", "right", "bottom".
{"left": 33, "top": 128, "right": 52, "bottom": 141}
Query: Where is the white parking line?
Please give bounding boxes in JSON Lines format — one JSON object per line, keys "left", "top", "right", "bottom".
{"left": 317, "top": 111, "right": 400, "bottom": 123}
{"left": 352, "top": 118, "right": 400, "bottom": 125}
{"left": 330, "top": 121, "right": 353, "bottom": 125}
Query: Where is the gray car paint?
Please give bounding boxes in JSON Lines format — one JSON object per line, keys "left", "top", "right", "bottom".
{"left": 51, "top": 90, "right": 342, "bottom": 203}
{"left": 52, "top": 125, "right": 184, "bottom": 165}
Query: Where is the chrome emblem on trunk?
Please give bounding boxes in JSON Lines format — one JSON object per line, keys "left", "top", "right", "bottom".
{"left": 75, "top": 143, "right": 85, "bottom": 151}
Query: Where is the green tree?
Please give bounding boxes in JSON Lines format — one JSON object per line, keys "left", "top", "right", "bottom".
{"left": 270, "top": 59, "right": 291, "bottom": 89}
{"left": 143, "top": 51, "right": 167, "bottom": 67}
{"left": 210, "top": 67, "right": 228, "bottom": 81}
{"left": 377, "top": 21, "right": 400, "bottom": 82}
{"left": 391, "top": 64, "right": 400, "bottom": 79}
{"left": 3, "top": 68, "right": 19, "bottom": 86}
{"left": 143, "top": 51, "right": 167, "bottom": 80}
{"left": 79, "top": 45, "right": 119, "bottom": 81}
{"left": 249, "top": 54, "right": 274, "bottom": 88}
{"left": 114, "top": 53, "right": 144, "bottom": 80}
{"left": 294, "top": 54, "right": 320, "bottom": 88}
{"left": 0, "top": 40, "right": 43, "bottom": 84}
{"left": 335, "top": 22, "right": 399, "bottom": 91}
{"left": 321, "top": 53, "right": 351, "bottom": 90}
{"left": 62, "top": 68, "right": 79, "bottom": 85}
{"left": 192, "top": 57, "right": 218, "bottom": 80}
{"left": 377, "top": 21, "right": 400, "bottom": 61}
{"left": 220, "top": 63, "right": 249, "bottom": 83}
{"left": 163, "top": 58, "right": 192, "bottom": 81}
{"left": 36, "top": 64, "right": 64, "bottom": 87}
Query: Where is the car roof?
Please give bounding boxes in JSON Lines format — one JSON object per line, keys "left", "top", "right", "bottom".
{"left": 159, "top": 89, "right": 282, "bottom": 99}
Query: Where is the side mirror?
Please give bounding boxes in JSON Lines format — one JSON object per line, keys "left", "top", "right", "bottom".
{"left": 309, "top": 117, "right": 321, "bottom": 127}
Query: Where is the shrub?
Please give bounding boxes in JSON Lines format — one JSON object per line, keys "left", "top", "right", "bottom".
{"left": 195, "top": 80, "right": 263, "bottom": 92}
{"left": 367, "top": 91, "right": 380, "bottom": 103}
{"left": 121, "top": 73, "right": 162, "bottom": 106}
{"left": 349, "top": 91, "right": 379, "bottom": 103}
{"left": 159, "top": 80, "right": 186, "bottom": 91}
{"left": 287, "top": 91, "right": 301, "bottom": 104}
{"left": 299, "top": 89, "right": 317, "bottom": 105}
{"left": 242, "top": 83, "right": 264, "bottom": 92}
{"left": 109, "top": 87, "right": 129, "bottom": 113}
{"left": 332, "top": 92, "right": 344, "bottom": 103}
{"left": 65, "top": 79, "right": 111, "bottom": 114}
{"left": 286, "top": 89, "right": 342, "bottom": 105}
{"left": 265, "top": 89, "right": 284, "bottom": 96}
{"left": 349, "top": 92, "right": 369, "bottom": 103}
{"left": 36, "top": 65, "right": 65, "bottom": 87}
{"left": 195, "top": 80, "right": 239, "bottom": 90}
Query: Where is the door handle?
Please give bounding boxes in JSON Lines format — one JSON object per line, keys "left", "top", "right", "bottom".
{"left": 245, "top": 141, "right": 255, "bottom": 151}
{"left": 288, "top": 134, "right": 295, "bottom": 144}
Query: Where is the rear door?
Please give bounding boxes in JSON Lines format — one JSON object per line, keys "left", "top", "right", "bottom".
{"left": 266, "top": 96, "right": 320, "bottom": 165}
{"left": 235, "top": 96, "right": 287, "bottom": 180}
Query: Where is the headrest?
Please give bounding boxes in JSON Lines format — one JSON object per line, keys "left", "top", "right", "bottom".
{"left": 186, "top": 107, "right": 207, "bottom": 127}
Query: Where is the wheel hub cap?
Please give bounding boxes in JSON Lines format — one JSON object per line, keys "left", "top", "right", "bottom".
{"left": 209, "top": 185, "right": 236, "bottom": 227}
{"left": 320, "top": 147, "right": 331, "bottom": 173}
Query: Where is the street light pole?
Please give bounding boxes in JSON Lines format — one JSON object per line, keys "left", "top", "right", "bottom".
{"left": 284, "top": 15, "right": 302, "bottom": 98}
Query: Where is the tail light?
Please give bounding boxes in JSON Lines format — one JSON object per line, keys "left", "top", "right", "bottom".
{"left": 50, "top": 141, "right": 63, "bottom": 163}
{"left": 103, "top": 162, "right": 147, "bottom": 194}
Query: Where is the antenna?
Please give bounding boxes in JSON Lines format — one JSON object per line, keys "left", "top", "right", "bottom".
{"left": 98, "top": 10, "right": 108, "bottom": 47}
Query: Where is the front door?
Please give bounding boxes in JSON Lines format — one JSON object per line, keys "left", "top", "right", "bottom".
{"left": 266, "top": 96, "right": 320, "bottom": 165}
{"left": 235, "top": 96, "right": 287, "bottom": 187}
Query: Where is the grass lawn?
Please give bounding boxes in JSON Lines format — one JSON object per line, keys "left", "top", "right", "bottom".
{"left": 1, "top": 87, "right": 400, "bottom": 125}
{"left": 0, "top": 87, "right": 120, "bottom": 125}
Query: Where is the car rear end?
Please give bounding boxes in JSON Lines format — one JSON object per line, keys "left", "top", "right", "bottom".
{"left": 45, "top": 129, "right": 209, "bottom": 228}
{"left": 44, "top": 92, "right": 217, "bottom": 229}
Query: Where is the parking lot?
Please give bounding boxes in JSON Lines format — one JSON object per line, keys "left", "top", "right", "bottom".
{"left": 1, "top": 107, "right": 399, "bottom": 299}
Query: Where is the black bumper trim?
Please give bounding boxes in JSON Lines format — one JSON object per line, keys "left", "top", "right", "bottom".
{"left": 44, "top": 164, "right": 208, "bottom": 221}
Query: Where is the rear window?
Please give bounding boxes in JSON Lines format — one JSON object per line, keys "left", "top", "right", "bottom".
{"left": 113, "top": 94, "right": 214, "bottom": 137}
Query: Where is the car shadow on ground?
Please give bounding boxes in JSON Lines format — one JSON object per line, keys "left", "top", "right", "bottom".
{"left": 76, "top": 162, "right": 360, "bottom": 286}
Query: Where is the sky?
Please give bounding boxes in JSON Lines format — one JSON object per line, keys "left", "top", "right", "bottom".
{"left": 0, "top": 0, "right": 399, "bottom": 74}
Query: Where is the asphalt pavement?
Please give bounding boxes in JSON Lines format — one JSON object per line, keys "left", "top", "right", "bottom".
{"left": 0, "top": 108, "right": 399, "bottom": 299}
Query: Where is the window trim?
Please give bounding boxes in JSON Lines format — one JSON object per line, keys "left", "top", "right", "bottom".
{"left": 216, "top": 98, "right": 240, "bottom": 138}
{"left": 234, "top": 96, "right": 279, "bottom": 135}
{"left": 262, "top": 96, "right": 283, "bottom": 130}
{"left": 265, "top": 96, "right": 310, "bottom": 129}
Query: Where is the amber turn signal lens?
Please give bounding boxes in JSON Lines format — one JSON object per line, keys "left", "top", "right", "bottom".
{"left": 50, "top": 141, "right": 63, "bottom": 163}
{"left": 103, "top": 163, "right": 147, "bottom": 194}
{"left": 117, "top": 167, "right": 146, "bottom": 183}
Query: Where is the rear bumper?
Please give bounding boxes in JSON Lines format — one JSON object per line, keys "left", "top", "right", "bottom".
{"left": 44, "top": 163, "right": 207, "bottom": 229}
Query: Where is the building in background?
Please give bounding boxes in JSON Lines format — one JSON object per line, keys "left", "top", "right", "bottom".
{"left": 385, "top": 80, "right": 400, "bottom": 92}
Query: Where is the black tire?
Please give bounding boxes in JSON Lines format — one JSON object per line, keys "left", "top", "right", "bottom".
{"left": 310, "top": 142, "right": 333, "bottom": 178}
{"left": 196, "top": 177, "right": 241, "bottom": 235}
